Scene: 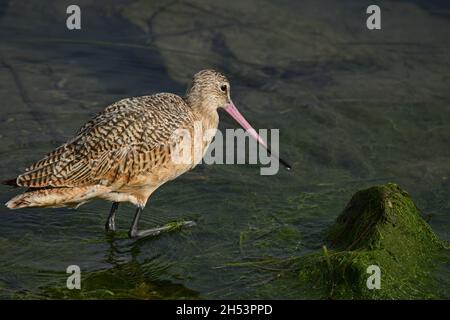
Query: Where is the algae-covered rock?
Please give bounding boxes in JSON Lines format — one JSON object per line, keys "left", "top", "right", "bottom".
{"left": 328, "top": 183, "right": 443, "bottom": 252}
{"left": 297, "top": 183, "right": 447, "bottom": 299}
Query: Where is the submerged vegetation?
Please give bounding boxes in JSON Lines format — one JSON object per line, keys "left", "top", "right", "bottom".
{"left": 298, "top": 183, "right": 447, "bottom": 299}
{"left": 0, "top": 0, "right": 449, "bottom": 299}
{"left": 21, "top": 183, "right": 447, "bottom": 299}
{"left": 230, "top": 183, "right": 448, "bottom": 299}
{"left": 18, "top": 258, "right": 199, "bottom": 299}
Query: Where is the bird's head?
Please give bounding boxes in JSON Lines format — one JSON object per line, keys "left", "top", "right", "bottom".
{"left": 186, "top": 69, "right": 231, "bottom": 113}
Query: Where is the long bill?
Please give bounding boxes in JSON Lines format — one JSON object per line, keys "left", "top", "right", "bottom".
{"left": 224, "top": 102, "right": 291, "bottom": 170}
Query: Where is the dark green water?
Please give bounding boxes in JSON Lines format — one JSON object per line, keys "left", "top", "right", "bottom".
{"left": 0, "top": 0, "right": 449, "bottom": 299}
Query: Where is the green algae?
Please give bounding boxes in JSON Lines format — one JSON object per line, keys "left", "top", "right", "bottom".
{"left": 225, "top": 183, "right": 448, "bottom": 299}
{"left": 327, "top": 183, "right": 443, "bottom": 251}
{"left": 294, "top": 183, "right": 447, "bottom": 299}
{"left": 15, "top": 259, "right": 199, "bottom": 300}
{"left": 1, "top": 0, "right": 450, "bottom": 300}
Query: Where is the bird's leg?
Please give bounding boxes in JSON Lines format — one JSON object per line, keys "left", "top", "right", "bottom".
{"left": 128, "top": 206, "right": 196, "bottom": 239}
{"left": 128, "top": 206, "right": 143, "bottom": 238}
{"left": 105, "top": 202, "right": 119, "bottom": 232}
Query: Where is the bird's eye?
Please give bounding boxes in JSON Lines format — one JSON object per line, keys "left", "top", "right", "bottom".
{"left": 220, "top": 84, "right": 227, "bottom": 92}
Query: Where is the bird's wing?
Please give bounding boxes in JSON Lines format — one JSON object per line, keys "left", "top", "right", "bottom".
{"left": 16, "top": 94, "right": 196, "bottom": 188}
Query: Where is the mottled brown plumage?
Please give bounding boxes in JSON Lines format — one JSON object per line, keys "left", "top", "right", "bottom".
{"left": 18, "top": 93, "right": 196, "bottom": 189}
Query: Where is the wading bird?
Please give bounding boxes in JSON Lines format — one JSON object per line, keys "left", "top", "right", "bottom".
{"left": 3, "top": 70, "right": 290, "bottom": 238}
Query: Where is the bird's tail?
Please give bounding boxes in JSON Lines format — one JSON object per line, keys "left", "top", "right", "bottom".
{"left": 5, "top": 185, "right": 108, "bottom": 209}
{"left": 1, "top": 178, "right": 18, "bottom": 187}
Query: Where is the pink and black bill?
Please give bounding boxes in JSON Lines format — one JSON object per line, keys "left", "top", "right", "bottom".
{"left": 224, "top": 102, "right": 292, "bottom": 171}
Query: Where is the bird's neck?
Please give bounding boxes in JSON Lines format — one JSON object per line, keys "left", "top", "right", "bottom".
{"left": 187, "top": 107, "right": 218, "bottom": 166}
{"left": 200, "top": 109, "right": 219, "bottom": 131}
{"left": 184, "top": 95, "right": 219, "bottom": 138}
{"left": 189, "top": 106, "right": 219, "bottom": 149}
{"left": 187, "top": 100, "right": 218, "bottom": 129}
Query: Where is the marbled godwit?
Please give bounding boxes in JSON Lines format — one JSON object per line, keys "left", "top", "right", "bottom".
{"left": 3, "top": 69, "right": 290, "bottom": 238}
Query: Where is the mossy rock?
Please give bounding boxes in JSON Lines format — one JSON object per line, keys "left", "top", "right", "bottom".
{"left": 297, "top": 183, "right": 447, "bottom": 299}
{"left": 328, "top": 183, "right": 443, "bottom": 252}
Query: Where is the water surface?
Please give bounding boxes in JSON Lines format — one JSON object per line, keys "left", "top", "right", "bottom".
{"left": 0, "top": 0, "right": 449, "bottom": 299}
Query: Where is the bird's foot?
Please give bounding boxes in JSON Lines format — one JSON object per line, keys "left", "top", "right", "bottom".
{"left": 128, "top": 220, "right": 196, "bottom": 239}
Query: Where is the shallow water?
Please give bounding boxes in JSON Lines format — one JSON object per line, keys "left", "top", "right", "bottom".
{"left": 0, "top": 0, "right": 449, "bottom": 299}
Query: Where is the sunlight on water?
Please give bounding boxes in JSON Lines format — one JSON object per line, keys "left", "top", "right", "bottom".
{"left": 0, "top": 0, "right": 449, "bottom": 299}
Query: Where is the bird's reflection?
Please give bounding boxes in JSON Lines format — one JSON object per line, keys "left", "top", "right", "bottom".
{"left": 96, "top": 234, "right": 199, "bottom": 299}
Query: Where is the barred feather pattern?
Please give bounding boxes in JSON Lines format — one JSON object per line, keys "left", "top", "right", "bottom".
{"left": 16, "top": 93, "right": 198, "bottom": 188}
